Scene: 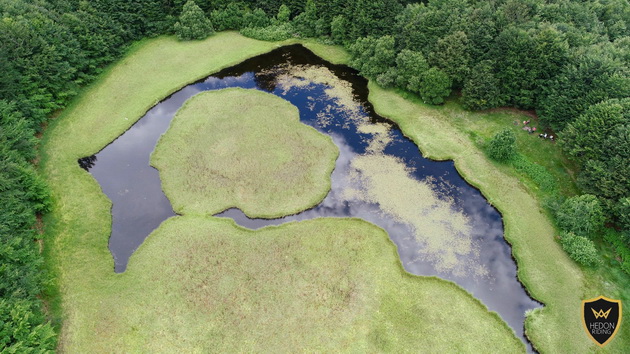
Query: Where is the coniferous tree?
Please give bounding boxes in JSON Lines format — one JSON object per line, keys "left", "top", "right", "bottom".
{"left": 174, "top": 0, "right": 214, "bottom": 40}
{"left": 462, "top": 61, "right": 502, "bottom": 110}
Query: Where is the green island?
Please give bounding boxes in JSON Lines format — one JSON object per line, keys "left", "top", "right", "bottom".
{"left": 151, "top": 88, "right": 338, "bottom": 218}
{"left": 2, "top": 0, "right": 629, "bottom": 352}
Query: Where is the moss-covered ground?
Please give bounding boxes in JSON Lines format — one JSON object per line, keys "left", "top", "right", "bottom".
{"left": 40, "top": 32, "right": 523, "bottom": 351}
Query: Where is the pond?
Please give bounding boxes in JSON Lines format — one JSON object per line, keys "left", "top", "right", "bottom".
{"left": 81, "top": 44, "right": 540, "bottom": 349}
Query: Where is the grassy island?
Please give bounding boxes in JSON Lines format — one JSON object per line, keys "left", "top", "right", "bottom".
{"left": 151, "top": 88, "right": 338, "bottom": 218}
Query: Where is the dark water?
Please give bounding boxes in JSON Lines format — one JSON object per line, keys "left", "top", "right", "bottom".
{"left": 82, "top": 45, "right": 540, "bottom": 349}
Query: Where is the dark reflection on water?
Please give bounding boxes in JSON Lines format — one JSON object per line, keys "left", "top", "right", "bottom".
{"left": 83, "top": 45, "right": 540, "bottom": 349}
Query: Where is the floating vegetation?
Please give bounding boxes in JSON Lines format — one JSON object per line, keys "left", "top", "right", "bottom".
{"left": 259, "top": 63, "right": 486, "bottom": 277}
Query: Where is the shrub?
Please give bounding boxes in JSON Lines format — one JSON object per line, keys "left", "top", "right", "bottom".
{"left": 560, "top": 232, "right": 601, "bottom": 267}
{"left": 556, "top": 194, "right": 604, "bottom": 238}
{"left": 0, "top": 299, "right": 56, "bottom": 350}
{"left": 240, "top": 24, "right": 295, "bottom": 41}
{"left": 173, "top": 0, "right": 214, "bottom": 40}
{"left": 487, "top": 128, "right": 516, "bottom": 162}
{"left": 511, "top": 154, "right": 558, "bottom": 192}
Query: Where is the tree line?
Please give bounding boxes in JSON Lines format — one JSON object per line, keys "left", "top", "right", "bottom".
{"left": 1, "top": 0, "right": 628, "bottom": 350}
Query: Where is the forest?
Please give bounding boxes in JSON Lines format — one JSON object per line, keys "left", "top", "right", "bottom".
{"left": 1, "top": 0, "right": 629, "bottom": 350}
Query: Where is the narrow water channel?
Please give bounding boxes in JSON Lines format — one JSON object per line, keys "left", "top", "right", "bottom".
{"left": 81, "top": 45, "right": 540, "bottom": 349}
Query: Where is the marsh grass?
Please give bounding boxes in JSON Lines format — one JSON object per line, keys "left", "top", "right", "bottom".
{"left": 115, "top": 216, "right": 523, "bottom": 352}
{"left": 151, "top": 88, "right": 338, "bottom": 218}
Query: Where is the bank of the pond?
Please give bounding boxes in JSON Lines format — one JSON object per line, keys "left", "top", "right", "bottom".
{"left": 111, "top": 216, "right": 521, "bottom": 352}
{"left": 366, "top": 84, "right": 630, "bottom": 352}
{"left": 40, "top": 32, "right": 522, "bottom": 351}
{"left": 39, "top": 32, "right": 287, "bottom": 347}
{"left": 151, "top": 88, "right": 338, "bottom": 218}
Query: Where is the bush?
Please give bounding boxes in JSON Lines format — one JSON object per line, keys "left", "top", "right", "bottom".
{"left": 0, "top": 299, "right": 56, "bottom": 350}
{"left": 240, "top": 24, "right": 295, "bottom": 41}
{"left": 556, "top": 194, "right": 604, "bottom": 238}
{"left": 511, "top": 154, "right": 558, "bottom": 192}
{"left": 560, "top": 232, "right": 601, "bottom": 267}
{"left": 173, "top": 0, "right": 214, "bottom": 40}
{"left": 487, "top": 129, "right": 516, "bottom": 162}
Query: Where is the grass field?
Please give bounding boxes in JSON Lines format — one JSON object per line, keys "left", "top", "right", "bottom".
{"left": 151, "top": 88, "right": 338, "bottom": 218}
{"left": 80, "top": 216, "right": 521, "bottom": 352}
{"left": 40, "top": 32, "right": 525, "bottom": 351}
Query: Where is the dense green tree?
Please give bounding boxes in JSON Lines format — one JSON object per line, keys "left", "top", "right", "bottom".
{"left": 428, "top": 31, "right": 471, "bottom": 86}
{"left": 395, "top": 1, "right": 469, "bottom": 54}
{"left": 275, "top": 4, "right": 291, "bottom": 23}
{"left": 562, "top": 98, "right": 630, "bottom": 215}
{"left": 293, "top": 0, "right": 318, "bottom": 37}
{"left": 408, "top": 67, "right": 452, "bottom": 105}
{"left": 393, "top": 50, "right": 429, "bottom": 89}
{"left": 349, "top": 36, "right": 396, "bottom": 78}
{"left": 243, "top": 8, "right": 271, "bottom": 28}
{"left": 487, "top": 128, "right": 516, "bottom": 162}
{"left": 210, "top": 3, "right": 246, "bottom": 31}
{"left": 174, "top": 0, "right": 214, "bottom": 40}
{"left": 492, "top": 27, "right": 539, "bottom": 108}
{"left": 560, "top": 232, "right": 601, "bottom": 267}
{"left": 347, "top": 0, "right": 403, "bottom": 40}
{"left": 538, "top": 50, "right": 630, "bottom": 131}
{"left": 557, "top": 195, "right": 605, "bottom": 238}
{"left": 617, "top": 198, "right": 630, "bottom": 231}
{"left": 462, "top": 61, "right": 502, "bottom": 111}
{"left": 464, "top": 3, "right": 499, "bottom": 62}
{"left": 331, "top": 15, "right": 351, "bottom": 44}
